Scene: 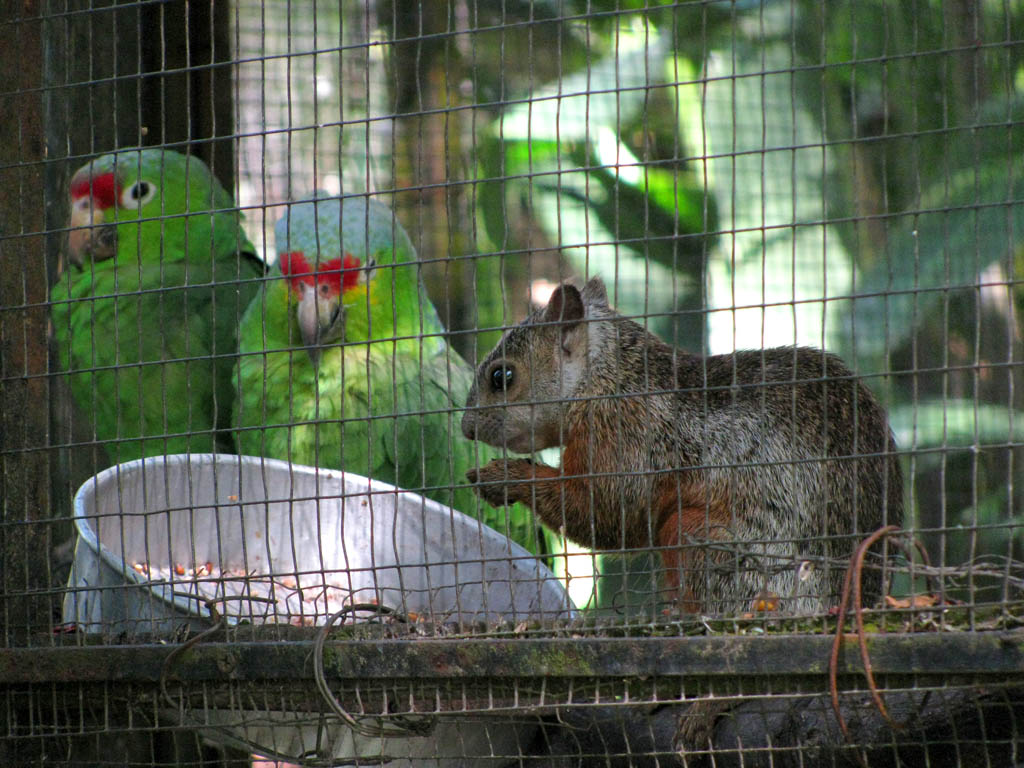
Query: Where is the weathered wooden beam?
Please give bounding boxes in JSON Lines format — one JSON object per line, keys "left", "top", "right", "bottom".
{"left": 0, "top": 0, "right": 57, "bottom": 646}
{"left": 2, "top": 632, "right": 1022, "bottom": 685}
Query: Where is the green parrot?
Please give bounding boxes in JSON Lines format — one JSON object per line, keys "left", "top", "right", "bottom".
{"left": 234, "top": 195, "right": 548, "bottom": 555}
{"left": 51, "top": 148, "right": 265, "bottom": 463}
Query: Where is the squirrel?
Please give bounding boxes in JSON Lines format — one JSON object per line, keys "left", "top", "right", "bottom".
{"left": 462, "top": 277, "right": 903, "bottom": 616}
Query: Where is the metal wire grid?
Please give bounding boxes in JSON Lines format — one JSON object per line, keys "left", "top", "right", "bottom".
{"left": 5, "top": 667, "right": 1024, "bottom": 765}
{"left": 2, "top": 0, "right": 1024, "bottom": 765}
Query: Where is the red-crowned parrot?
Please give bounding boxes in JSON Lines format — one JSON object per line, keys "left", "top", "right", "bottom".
{"left": 51, "top": 149, "right": 264, "bottom": 462}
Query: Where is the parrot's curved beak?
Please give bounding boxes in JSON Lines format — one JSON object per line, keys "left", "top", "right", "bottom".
{"left": 296, "top": 285, "right": 344, "bottom": 367}
{"left": 68, "top": 197, "right": 116, "bottom": 269}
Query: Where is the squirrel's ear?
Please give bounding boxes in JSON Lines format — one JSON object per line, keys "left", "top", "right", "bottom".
{"left": 581, "top": 277, "right": 609, "bottom": 309}
{"left": 543, "top": 283, "right": 585, "bottom": 326}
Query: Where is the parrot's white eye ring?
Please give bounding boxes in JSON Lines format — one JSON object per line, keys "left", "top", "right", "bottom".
{"left": 120, "top": 180, "right": 157, "bottom": 209}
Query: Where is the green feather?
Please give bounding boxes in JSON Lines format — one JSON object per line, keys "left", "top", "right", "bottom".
{"left": 235, "top": 196, "right": 547, "bottom": 554}
{"left": 51, "top": 149, "right": 265, "bottom": 463}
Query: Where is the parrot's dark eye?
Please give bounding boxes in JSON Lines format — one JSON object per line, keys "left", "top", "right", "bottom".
{"left": 489, "top": 364, "right": 515, "bottom": 393}
{"left": 120, "top": 180, "right": 157, "bottom": 209}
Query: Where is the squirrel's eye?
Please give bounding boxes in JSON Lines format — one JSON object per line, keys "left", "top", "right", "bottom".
{"left": 119, "top": 180, "right": 156, "bottom": 209}
{"left": 490, "top": 364, "right": 514, "bottom": 392}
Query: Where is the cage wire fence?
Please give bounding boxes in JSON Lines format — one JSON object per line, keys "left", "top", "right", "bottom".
{"left": 2, "top": 0, "right": 1024, "bottom": 766}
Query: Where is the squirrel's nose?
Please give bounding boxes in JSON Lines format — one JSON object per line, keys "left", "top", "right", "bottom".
{"left": 461, "top": 412, "right": 476, "bottom": 440}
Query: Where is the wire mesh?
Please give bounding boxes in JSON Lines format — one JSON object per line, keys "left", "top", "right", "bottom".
{"left": 2, "top": 0, "right": 1024, "bottom": 765}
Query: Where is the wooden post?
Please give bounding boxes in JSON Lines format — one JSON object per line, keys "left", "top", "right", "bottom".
{"left": 139, "top": 0, "right": 237, "bottom": 190}
{"left": 48, "top": 0, "right": 236, "bottom": 188}
{"left": 0, "top": 0, "right": 55, "bottom": 645}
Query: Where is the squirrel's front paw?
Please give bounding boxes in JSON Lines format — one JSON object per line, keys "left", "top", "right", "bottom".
{"left": 466, "top": 459, "right": 535, "bottom": 507}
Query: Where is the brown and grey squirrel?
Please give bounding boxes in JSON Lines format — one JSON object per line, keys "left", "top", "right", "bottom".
{"left": 462, "top": 277, "right": 903, "bottom": 614}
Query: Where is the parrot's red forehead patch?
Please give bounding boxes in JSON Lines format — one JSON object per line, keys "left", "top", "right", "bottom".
{"left": 319, "top": 254, "right": 364, "bottom": 294}
{"left": 279, "top": 251, "right": 363, "bottom": 294}
{"left": 70, "top": 172, "right": 119, "bottom": 210}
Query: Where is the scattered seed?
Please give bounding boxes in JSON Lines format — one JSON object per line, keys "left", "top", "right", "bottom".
{"left": 750, "top": 590, "right": 780, "bottom": 613}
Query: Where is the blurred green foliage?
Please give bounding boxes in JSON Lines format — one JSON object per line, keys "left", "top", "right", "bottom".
{"left": 464, "top": 3, "right": 723, "bottom": 352}
{"left": 786, "top": 0, "right": 1024, "bottom": 587}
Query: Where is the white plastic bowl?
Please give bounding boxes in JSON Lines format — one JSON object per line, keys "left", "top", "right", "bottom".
{"left": 63, "top": 453, "right": 575, "bottom": 765}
